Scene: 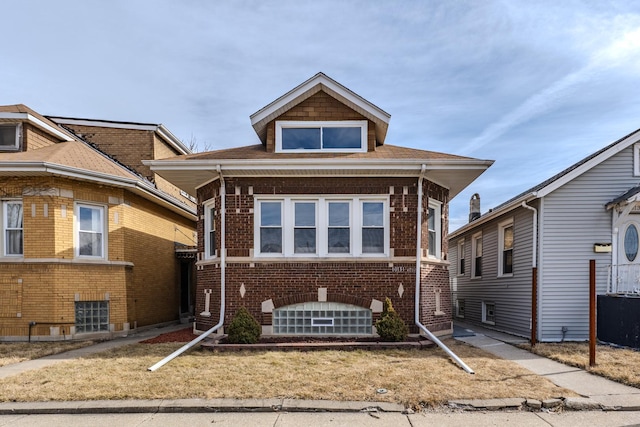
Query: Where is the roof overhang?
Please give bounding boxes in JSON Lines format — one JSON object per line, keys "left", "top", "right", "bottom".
{"left": 145, "top": 158, "right": 493, "bottom": 199}
{"left": 0, "top": 162, "right": 196, "bottom": 220}
{"left": 250, "top": 73, "right": 391, "bottom": 145}
{"left": 0, "top": 112, "right": 74, "bottom": 142}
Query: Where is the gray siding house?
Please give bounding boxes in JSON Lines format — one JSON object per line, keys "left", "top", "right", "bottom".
{"left": 449, "top": 128, "right": 640, "bottom": 342}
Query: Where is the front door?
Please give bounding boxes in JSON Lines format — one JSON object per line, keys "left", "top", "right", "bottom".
{"left": 619, "top": 219, "right": 640, "bottom": 265}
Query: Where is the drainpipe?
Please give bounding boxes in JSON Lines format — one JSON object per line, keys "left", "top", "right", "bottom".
{"left": 521, "top": 202, "right": 537, "bottom": 268}
{"left": 521, "top": 201, "right": 538, "bottom": 344}
{"left": 415, "top": 165, "right": 474, "bottom": 374}
{"left": 148, "top": 166, "right": 226, "bottom": 371}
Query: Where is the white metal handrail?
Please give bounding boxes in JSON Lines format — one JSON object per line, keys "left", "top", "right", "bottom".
{"left": 607, "top": 264, "right": 640, "bottom": 295}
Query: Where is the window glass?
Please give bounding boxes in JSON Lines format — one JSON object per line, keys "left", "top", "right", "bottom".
{"left": 294, "top": 202, "right": 316, "bottom": 253}
{"left": 78, "top": 205, "right": 103, "bottom": 257}
{"left": 362, "top": 202, "right": 384, "bottom": 253}
{"left": 625, "top": 224, "right": 639, "bottom": 262}
{"left": 282, "top": 128, "right": 321, "bottom": 150}
{"left": 75, "top": 301, "right": 109, "bottom": 333}
{"left": 503, "top": 225, "right": 513, "bottom": 274}
{"left": 4, "top": 201, "right": 23, "bottom": 255}
{"left": 207, "top": 206, "right": 216, "bottom": 257}
{"left": 322, "top": 127, "right": 361, "bottom": 149}
{"left": 260, "top": 202, "right": 282, "bottom": 253}
{"left": 473, "top": 235, "right": 482, "bottom": 277}
{"left": 0, "top": 125, "right": 18, "bottom": 149}
{"left": 328, "top": 202, "right": 350, "bottom": 253}
{"left": 428, "top": 207, "right": 436, "bottom": 256}
{"left": 458, "top": 241, "right": 465, "bottom": 275}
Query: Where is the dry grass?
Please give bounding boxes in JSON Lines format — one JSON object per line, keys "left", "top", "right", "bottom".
{"left": 0, "top": 339, "right": 575, "bottom": 409}
{"left": 0, "top": 341, "right": 94, "bottom": 367}
{"left": 523, "top": 342, "right": 640, "bottom": 389}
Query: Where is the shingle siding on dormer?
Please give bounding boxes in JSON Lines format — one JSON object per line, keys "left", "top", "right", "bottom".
{"left": 265, "top": 91, "right": 374, "bottom": 153}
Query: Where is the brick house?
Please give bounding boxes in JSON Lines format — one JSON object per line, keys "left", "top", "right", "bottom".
{"left": 147, "top": 73, "right": 493, "bottom": 338}
{"left": 0, "top": 105, "right": 196, "bottom": 340}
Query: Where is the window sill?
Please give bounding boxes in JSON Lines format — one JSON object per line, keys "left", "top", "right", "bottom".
{"left": 498, "top": 273, "right": 514, "bottom": 278}
{"left": 0, "top": 257, "right": 133, "bottom": 267}
{"left": 482, "top": 321, "right": 495, "bottom": 326}
{"left": 434, "top": 311, "right": 446, "bottom": 316}
{"left": 471, "top": 276, "right": 483, "bottom": 280}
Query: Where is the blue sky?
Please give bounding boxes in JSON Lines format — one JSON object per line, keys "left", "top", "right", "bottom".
{"left": 3, "top": 1, "right": 640, "bottom": 230}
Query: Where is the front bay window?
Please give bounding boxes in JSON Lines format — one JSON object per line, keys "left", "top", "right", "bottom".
{"left": 276, "top": 121, "right": 367, "bottom": 152}
{"left": 255, "top": 196, "right": 388, "bottom": 257}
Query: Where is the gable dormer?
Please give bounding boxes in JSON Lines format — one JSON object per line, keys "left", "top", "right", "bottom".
{"left": 250, "top": 73, "right": 390, "bottom": 153}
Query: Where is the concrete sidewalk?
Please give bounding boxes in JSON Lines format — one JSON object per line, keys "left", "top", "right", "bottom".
{"left": 453, "top": 321, "right": 640, "bottom": 411}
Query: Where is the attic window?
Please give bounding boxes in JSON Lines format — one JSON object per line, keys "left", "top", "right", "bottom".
{"left": 0, "top": 124, "right": 21, "bottom": 151}
{"left": 276, "top": 121, "right": 367, "bottom": 153}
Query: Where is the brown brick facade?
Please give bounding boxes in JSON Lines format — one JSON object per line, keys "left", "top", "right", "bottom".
{"left": 194, "top": 176, "right": 451, "bottom": 336}
{"left": 264, "top": 91, "right": 376, "bottom": 152}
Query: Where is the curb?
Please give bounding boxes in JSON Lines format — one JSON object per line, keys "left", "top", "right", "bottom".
{"left": 0, "top": 398, "right": 406, "bottom": 415}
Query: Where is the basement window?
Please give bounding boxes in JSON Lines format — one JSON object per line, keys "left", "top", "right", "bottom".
{"left": 275, "top": 121, "right": 367, "bottom": 153}
{"left": 482, "top": 301, "right": 495, "bottom": 325}
{"left": 273, "top": 302, "right": 372, "bottom": 335}
{"left": 75, "top": 301, "right": 109, "bottom": 333}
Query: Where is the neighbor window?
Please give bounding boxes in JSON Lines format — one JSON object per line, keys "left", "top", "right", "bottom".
{"left": 255, "top": 196, "right": 387, "bottom": 257}
{"left": 499, "top": 219, "right": 514, "bottom": 276}
{"left": 472, "top": 232, "right": 482, "bottom": 278}
{"left": 2, "top": 201, "right": 23, "bottom": 256}
{"left": 75, "top": 301, "right": 109, "bottom": 333}
{"left": 482, "top": 301, "right": 495, "bottom": 324}
{"left": 427, "top": 200, "right": 442, "bottom": 258}
{"left": 76, "top": 203, "right": 105, "bottom": 258}
{"left": 457, "top": 239, "right": 465, "bottom": 275}
{"left": 276, "top": 121, "right": 367, "bottom": 152}
{"left": 0, "top": 124, "right": 21, "bottom": 151}
{"left": 204, "top": 200, "right": 216, "bottom": 258}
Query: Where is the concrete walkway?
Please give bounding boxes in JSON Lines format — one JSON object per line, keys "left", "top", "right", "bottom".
{"left": 453, "top": 321, "right": 640, "bottom": 411}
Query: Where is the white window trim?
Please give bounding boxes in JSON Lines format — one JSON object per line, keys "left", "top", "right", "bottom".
{"left": 2, "top": 200, "right": 23, "bottom": 257}
{"left": 427, "top": 199, "right": 442, "bottom": 260}
{"left": 204, "top": 199, "right": 217, "bottom": 259}
{"left": 498, "top": 218, "right": 514, "bottom": 277}
{"left": 74, "top": 202, "right": 107, "bottom": 259}
{"left": 275, "top": 120, "right": 368, "bottom": 153}
{"left": 457, "top": 239, "right": 465, "bottom": 276}
{"left": 254, "top": 195, "right": 389, "bottom": 258}
{"left": 634, "top": 143, "right": 640, "bottom": 177}
{"left": 471, "top": 232, "right": 482, "bottom": 279}
{"left": 482, "top": 301, "right": 496, "bottom": 325}
{"left": 0, "top": 123, "right": 22, "bottom": 151}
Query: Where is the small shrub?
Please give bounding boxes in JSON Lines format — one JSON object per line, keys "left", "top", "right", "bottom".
{"left": 375, "top": 297, "right": 409, "bottom": 342}
{"left": 226, "top": 307, "right": 261, "bottom": 344}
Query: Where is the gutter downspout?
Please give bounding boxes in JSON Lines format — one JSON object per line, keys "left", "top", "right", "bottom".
{"left": 521, "top": 201, "right": 538, "bottom": 344}
{"left": 415, "top": 165, "right": 474, "bottom": 374}
{"left": 148, "top": 166, "right": 226, "bottom": 371}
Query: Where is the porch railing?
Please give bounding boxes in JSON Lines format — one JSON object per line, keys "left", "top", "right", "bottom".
{"left": 607, "top": 264, "right": 640, "bottom": 295}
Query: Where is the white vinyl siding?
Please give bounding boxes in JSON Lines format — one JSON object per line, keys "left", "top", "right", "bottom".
{"left": 537, "top": 147, "right": 632, "bottom": 341}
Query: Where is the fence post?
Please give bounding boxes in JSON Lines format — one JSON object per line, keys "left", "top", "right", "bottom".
{"left": 589, "top": 259, "right": 596, "bottom": 367}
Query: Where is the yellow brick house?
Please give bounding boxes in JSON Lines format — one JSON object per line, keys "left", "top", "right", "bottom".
{"left": 0, "top": 105, "right": 196, "bottom": 340}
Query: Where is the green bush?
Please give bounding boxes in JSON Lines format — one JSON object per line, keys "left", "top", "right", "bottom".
{"left": 226, "top": 307, "right": 261, "bottom": 344}
{"left": 375, "top": 297, "right": 409, "bottom": 342}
